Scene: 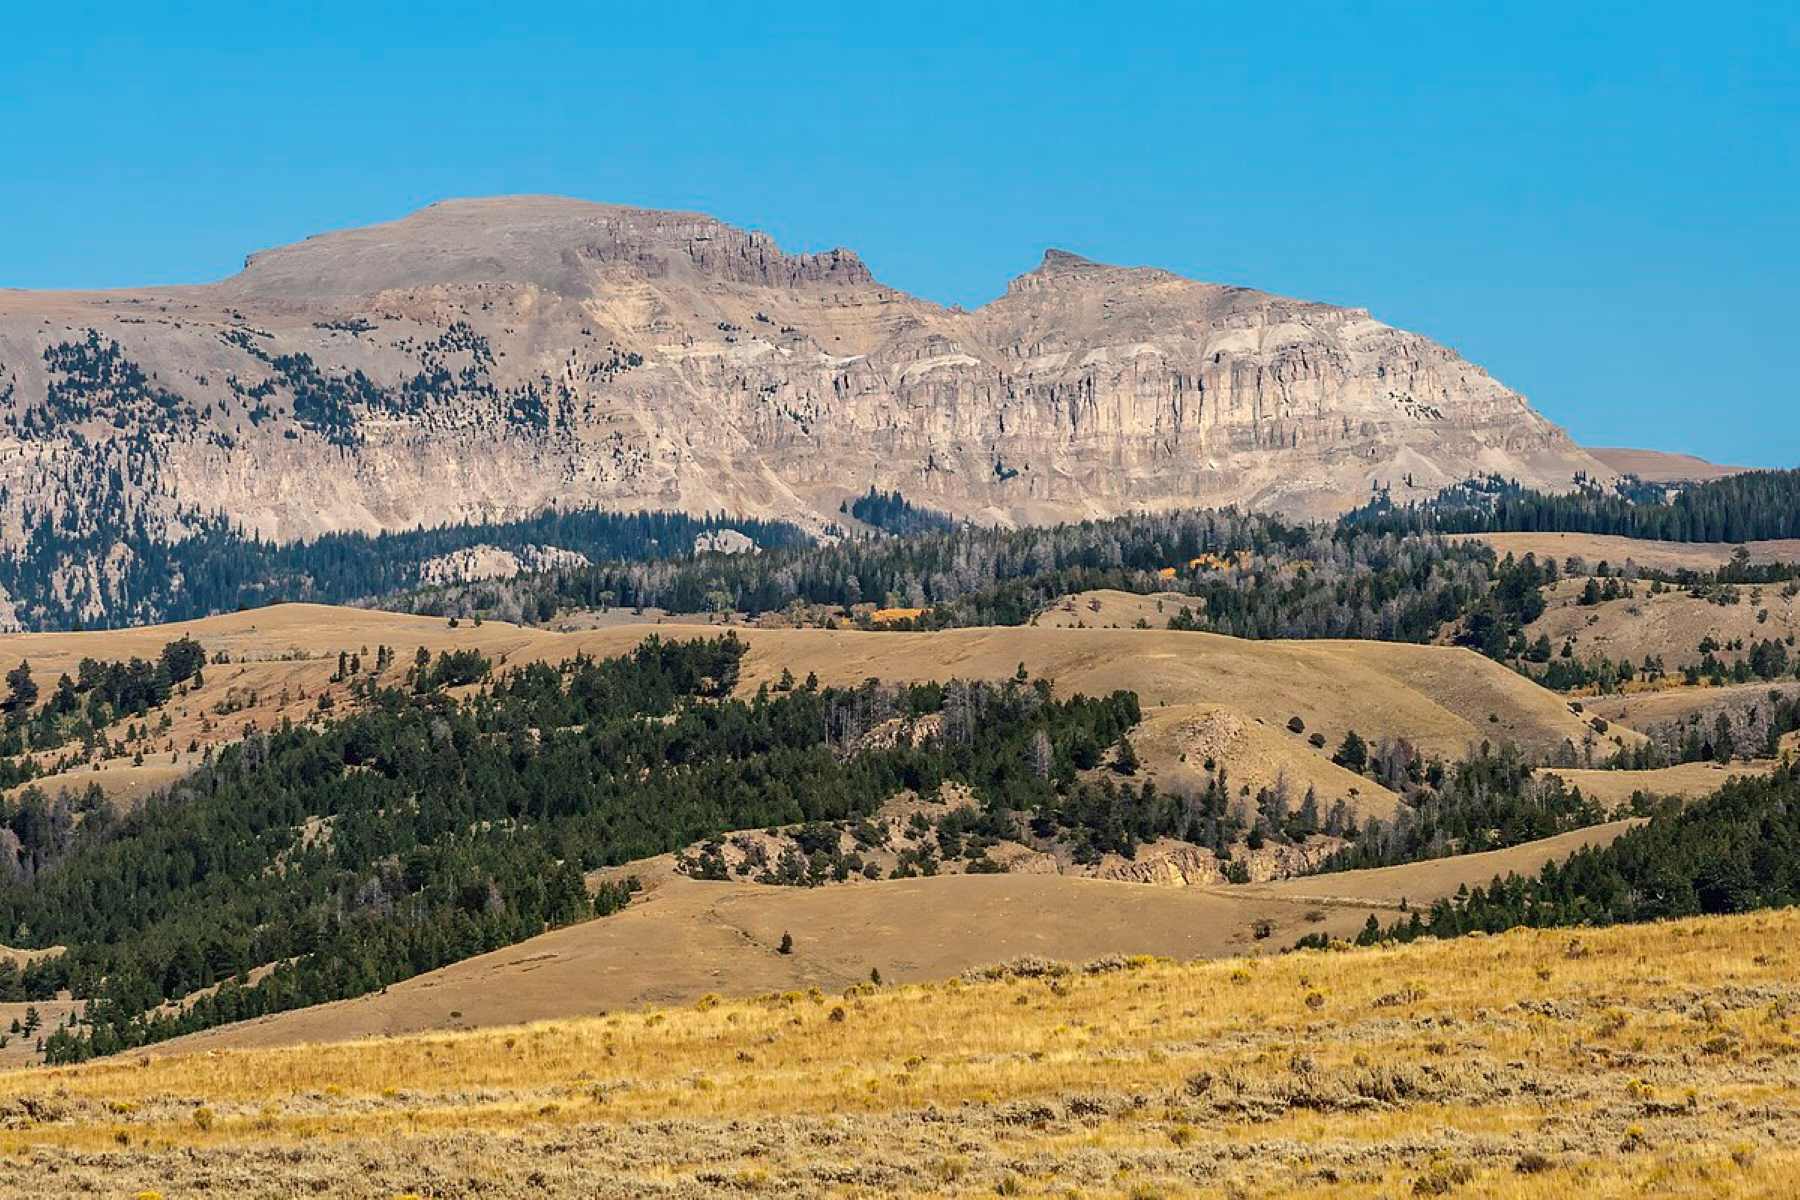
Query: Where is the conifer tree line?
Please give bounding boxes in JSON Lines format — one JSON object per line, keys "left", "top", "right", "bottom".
{"left": 404, "top": 483, "right": 1800, "bottom": 673}
{"left": 0, "top": 506, "right": 807, "bottom": 631}
{"left": 7, "top": 469, "right": 1799, "bottom": 648}
{"left": 840, "top": 487, "right": 955, "bottom": 536}
{"left": 1347, "top": 468, "right": 1800, "bottom": 543}
{"left": 414, "top": 507, "right": 1521, "bottom": 641}
{"left": 1313, "top": 741, "right": 1614, "bottom": 872}
{"left": 1306, "top": 764, "right": 1800, "bottom": 950}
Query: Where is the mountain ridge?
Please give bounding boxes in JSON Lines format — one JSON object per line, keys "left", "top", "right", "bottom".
{"left": 0, "top": 195, "right": 1612, "bottom": 622}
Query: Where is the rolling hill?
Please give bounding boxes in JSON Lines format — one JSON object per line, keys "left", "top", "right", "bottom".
{"left": 140, "top": 815, "right": 1652, "bottom": 1056}
{"left": 2, "top": 603, "right": 1632, "bottom": 812}
{"left": 2, "top": 603, "right": 1755, "bottom": 1080}
{"left": 1588, "top": 446, "right": 1749, "bottom": 482}
{"left": 1524, "top": 574, "right": 1800, "bottom": 677}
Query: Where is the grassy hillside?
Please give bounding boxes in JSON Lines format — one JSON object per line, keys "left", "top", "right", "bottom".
{"left": 0, "top": 608, "right": 1688, "bottom": 1066}
{"left": 1233, "top": 819, "right": 1644, "bottom": 908}
{"left": 1461, "top": 531, "right": 1800, "bottom": 572}
{"left": 1588, "top": 680, "right": 1800, "bottom": 735}
{"left": 106, "top": 819, "right": 1646, "bottom": 1057}
{"left": 1545, "top": 761, "right": 1772, "bottom": 807}
{"left": 1526, "top": 576, "right": 1800, "bottom": 680}
{"left": 4, "top": 910, "right": 1795, "bottom": 1198}
{"left": 2, "top": 603, "right": 1629, "bottom": 808}
{"left": 149, "top": 872, "right": 1387, "bottom": 1054}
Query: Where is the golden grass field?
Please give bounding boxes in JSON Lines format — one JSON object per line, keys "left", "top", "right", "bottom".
{"left": 2, "top": 605, "right": 1794, "bottom": 1195}
{"left": 0, "top": 910, "right": 1794, "bottom": 1198}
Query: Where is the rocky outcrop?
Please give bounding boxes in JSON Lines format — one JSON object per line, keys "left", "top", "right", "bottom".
{"left": 1085, "top": 837, "right": 1341, "bottom": 887}
{"left": 693, "top": 529, "right": 758, "bottom": 556}
{"left": 0, "top": 195, "right": 1610, "bottom": 562}
{"left": 417, "top": 543, "right": 591, "bottom": 586}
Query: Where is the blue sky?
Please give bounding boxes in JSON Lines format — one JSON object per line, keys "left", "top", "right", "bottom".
{"left": 3, "top": 1, "right": 1794, "bottom": 466}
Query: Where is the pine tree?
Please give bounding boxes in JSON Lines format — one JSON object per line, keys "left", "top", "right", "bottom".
{"left": 1713, "top": 713, "right": 1736, "bottom": 763}
{"left": 1295, "top": 786, "right": 1321, "bottom": 837}
{"left": 1112, "top": 734, "right": 1139, "bottom": 775}
{"left": 1333, "top": 730, "right": 1368, "bottom": 773}
{"left": 3, "top": 661, "right": 37, "bottom": 713}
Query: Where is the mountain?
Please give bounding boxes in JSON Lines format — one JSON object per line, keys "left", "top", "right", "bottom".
{"left": 1588, "top": 447, "right": 1747, "bottom": 483}
{"left": 0, "top": 196, "right": 1609, "bottom": 621}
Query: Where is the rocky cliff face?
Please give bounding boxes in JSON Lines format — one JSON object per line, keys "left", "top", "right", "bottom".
{"left": 0, "top": 195, "right": 1606, "bottom": 570}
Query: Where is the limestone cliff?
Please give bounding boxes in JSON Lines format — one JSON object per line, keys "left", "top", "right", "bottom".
{"left": 0, "top": 195, "right": 1607, "bottom": 568}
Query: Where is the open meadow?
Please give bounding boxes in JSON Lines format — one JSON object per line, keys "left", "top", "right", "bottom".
{"left": 0, "top": 911, "right": 1793, "bottom": 1198}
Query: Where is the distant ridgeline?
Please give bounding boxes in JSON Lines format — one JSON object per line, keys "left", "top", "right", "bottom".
{"left": 6, "top": 468, "right": 1799, "bottom": 673}
{"left": 397, "top": 487, "right": 1800, "bottom": 688}
{"left": 298, "top": 475, "right": 1796, "bottom": 706}
{"left": 406, "top": 475, "right": 1800, "bottom": 631}
{"left": 1346, "top": 469, "right": 1800, "bottom": 543}
{"left": 0, "top": 507, "right": 809, "bottom": 631}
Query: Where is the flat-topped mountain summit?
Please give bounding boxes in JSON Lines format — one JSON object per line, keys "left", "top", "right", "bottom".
{"left": 217, "top": 197, "right": 880, "bottom": 301}
{"left": 0, "top": 195, "right": 1608, "bottom": 622}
